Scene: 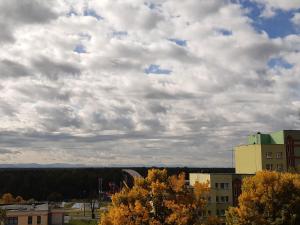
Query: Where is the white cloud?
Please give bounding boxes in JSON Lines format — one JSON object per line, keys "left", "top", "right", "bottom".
{"left": 252, "top": 0, "right": 300, "bottom": 18}
{"left": 292, "top": 13, "right": 300, "bottom": 26}
{"left": 253, "top": 0, "right": 300, "bottom": 11}
{"left": 0, "top": 0, "right": 299, "bottom": 166}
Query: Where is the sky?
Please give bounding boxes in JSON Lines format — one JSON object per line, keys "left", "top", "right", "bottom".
{"left": 0, "top": 0, "right": 300, "bottom": 167}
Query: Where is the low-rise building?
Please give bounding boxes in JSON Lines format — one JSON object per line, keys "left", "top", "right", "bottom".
{"left": 0, "top": 203, "right": 64, "bottom": 225}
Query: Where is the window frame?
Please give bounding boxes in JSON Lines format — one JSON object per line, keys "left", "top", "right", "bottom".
{"left": 266, "top": 152, "right": 272, "bottom": 159}
{"left": 7, "top": 217, "right": 18, "bottom": 225}
{"left": 28, "top": 216, "right": 32, "bottom": 225}
{"left": 37, "top": 216, "right": 41, "bottom": 225}
{"left": 276, "top": 152, "right": 283, "bottom": 159}
{"left": 266, "top": 163, "right": 273, "bottom": 170}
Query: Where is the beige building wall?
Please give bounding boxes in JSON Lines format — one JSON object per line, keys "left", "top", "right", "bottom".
{"left": 6, "top": 212, "right": 48, "bottom": 225}
{"left": 189, "top": 173, "right": 210, "bottom": 186}
{"left": 235, "top": 145, "right": 263, "bottom": 174}
{"left": 235, "top": 144, "right": 286, "bottom": 174}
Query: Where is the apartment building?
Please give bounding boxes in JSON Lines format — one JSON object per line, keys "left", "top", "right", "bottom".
{"left": 1, "top": 203, "right": 64, "bottom": 225}
{"left": 235, "top": 130, "right": 300, "bottom": 173}
{"left": 189, "top": 173, "right": 250, "bottom": 220}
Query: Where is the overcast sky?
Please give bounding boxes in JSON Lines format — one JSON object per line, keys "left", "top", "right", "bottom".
{"left": 0, "top": 0, "right": 300, "bottom": 167}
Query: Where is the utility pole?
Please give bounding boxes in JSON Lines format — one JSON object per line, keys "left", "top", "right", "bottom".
{"left": 98, "top": 177, "right": 103, "bottom": 199}
{"left": 226, "top": 148, "right": 234, "bottom": 168}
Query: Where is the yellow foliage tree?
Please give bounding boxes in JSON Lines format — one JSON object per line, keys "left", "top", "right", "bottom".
{"left": 15, "top": 196, "right": 24, "bottom": 203}
{"left": 1, "top": 193, "right": 15, "bottom": 204}
{"left": 226, "top": 171, "right": 300, "bottom": 225}
{"left": 100, "top": 169, "right": 218, "bottom": 225}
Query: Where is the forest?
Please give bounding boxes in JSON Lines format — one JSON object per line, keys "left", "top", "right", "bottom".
{"left": 0, "top": 167, "right": 234, "bottom": 201}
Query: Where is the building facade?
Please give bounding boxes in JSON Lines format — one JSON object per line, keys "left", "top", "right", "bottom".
{"left": 235, "top": 130, "right": 300, "bottom": 173}
{"left": 189, "top": 173, "right": 250, "bottom": 220}
{"left": 1, "top": 203, "right": 64, "bottom": 225}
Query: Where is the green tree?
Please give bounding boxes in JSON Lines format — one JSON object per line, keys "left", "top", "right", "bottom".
{"left": 226, "top": 171, "right": 300, "bottom": 225}
{"left": 100, "top": 169, "right": 218, "bottom": 225}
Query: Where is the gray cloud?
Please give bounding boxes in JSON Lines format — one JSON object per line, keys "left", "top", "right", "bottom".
{"left": 0, "top": 148, "right": 20, "bottom": 154}
{"left": 0, "top": 0, "right": 57, "bottom": 44}
{"left": 0, "top": 0, "right": 57, "bottom": 24}
{"left": 32, "top": 57, "right": 81, "bottom": 80}
{"left": 0, "top": 23, "right": 15, "bottom": 44}
{"left": 0, "top": 59, "right": 30, "bottom": 78}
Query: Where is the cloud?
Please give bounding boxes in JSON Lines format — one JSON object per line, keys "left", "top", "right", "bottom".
{"left": 252, "top": 0, "right": 300, "bottom": 12}
{"left": 249, "top": 0, "right": 300, "bottom": 18}
{"left": 0, "top": 59, "right": 30, "bottom": 78}
{"left": 0, "top": 0, "right": 58, "bottom": 44}
{"left": 292, "top": 13, "right": 300, "bottom": 26}
{"left": 0, "top": 0, "right": 299, "bottom": 166}
{"left": 0, "top": 23, "right": 15, "bottom": 44}
{"left": 0, "top": 148, "right": 20, "bottom": 154}
{"left": 32, "top": 57, "right": 81, "bottom": 80}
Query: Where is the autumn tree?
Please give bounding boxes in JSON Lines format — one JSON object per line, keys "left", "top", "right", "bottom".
{"left": 15, "top": 196, "right": 25, "bottom": 203}
{"left": 1, "top": 193, "right": 26, "bottom": 204}
{"left": 1, "top": 193, "right": 15, "bottom": 204}
{"left": 100, "top": 169, "right": 217, "bottom": 225}
{"left": 226, "top": 171, "right": 300, "bottom": 225}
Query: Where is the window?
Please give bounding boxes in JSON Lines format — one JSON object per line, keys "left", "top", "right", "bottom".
{"left": 225, "top": 196, "right": 229, "bottom": 202}
{"left": 221, "top": 196, "right": 225, "bottom": 202}
{"left": 7, "top": 217, "right": 18, "bottom": 225}
{"left": 220, "top": 183, "right": 225, "bottom": 189}
{"left": 266, "top": 152, "right": 272, "bottom": 159}
{"left": 224, "top": 183, "right": 229, "bottom": 189}
{"left": 216, "top": 209, "right": 225, "bottom": 216}
{"left": 208, "top": 210, "right": 211, "bottom": 216}
{"left": 37, "top": 216, "right": 41, "bottom": 225}
{"left": 220, "top": 196, "right": 229, "bottom": 203}
{"left": 215, "top": 183, "right": 219, "bottom": 189}
{"left": 277, "top": 164, "right": 283, "bottom": 171}
{"left": 207, "top": 196, "right": 211, "bottom": 202}
{"left": 28, "top": 216, "right": 32, "bottom": 225}
{"left": 216, "top": 196, "right": 219, "bottom": 202}
{"left": 276, "top": 152, "right": 283, "bottom": 159}
{"left": 266, "top": 164, "right": 273, "bottom": 170}
{"left": 220, "top": 209, "right": 225, "bottom": 216}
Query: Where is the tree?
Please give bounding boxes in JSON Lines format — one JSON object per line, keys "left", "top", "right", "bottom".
{"left": 100, "top": 169, "right": 217, "bottom": 225}
{"left": 0, "top": 209, "right": 6, "bottom": 225}
{"left": 87, "top": 191, "right": 98, "bottom": 219}
{"left": 1, "top": 193, "right": 14, "bottom": 204}
{"left": 226, "top": 171, "right": 300, "bottom": 225}
{"left": 15, "top": 196, "right": 25, "bottom": 203}
{"left": 47, "top": 192, "right": 63, "bottom": 202}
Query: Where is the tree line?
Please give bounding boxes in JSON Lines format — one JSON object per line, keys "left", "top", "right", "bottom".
{"left": 0, "top": 167, "right": 233, "bottom": 201}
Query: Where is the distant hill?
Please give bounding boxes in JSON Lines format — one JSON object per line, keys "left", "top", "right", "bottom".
{"left": 0, "top": 163, "right": 86, "bottom": 168}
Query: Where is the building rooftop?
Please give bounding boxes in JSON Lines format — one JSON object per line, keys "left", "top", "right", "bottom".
{"left": 0, "top": 203, "right": 49, "bottom": 212}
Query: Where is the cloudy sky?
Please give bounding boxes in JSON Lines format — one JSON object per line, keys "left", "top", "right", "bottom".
{"left": 0, "top": 0, "right": 300, "bottom": 167}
